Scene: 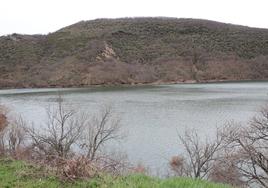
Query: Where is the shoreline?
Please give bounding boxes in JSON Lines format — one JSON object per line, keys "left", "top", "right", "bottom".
{"left": 0, "top": 78, "right": 268, "bottom": 90}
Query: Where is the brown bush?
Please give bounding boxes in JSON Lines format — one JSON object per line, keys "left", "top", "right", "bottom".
{"left": 48, "top": 154, "right": 130, "bottom": 181}
{"left": 169, "top": 156, "right": 190, "bottom": 177}
{"left": 56, "top": 156, "right": 99, "bottom": 181}
{"left": 0, "top": 106, "right": 7, "bottom": 132}
{"left": 93, "top": 153, "right": 130, "bottom": 176}
{"left": 209, "top": 153, "right": 244, "bottom": 187}
{"left": 131, "top": 163, "right": 148, "bottom": 174}
{"left": 0, "top": 112, "right": 7, "bottom": 155}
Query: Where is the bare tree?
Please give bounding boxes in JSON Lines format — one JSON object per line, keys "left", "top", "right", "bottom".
{"left": 170, "top": 129, "right": 223, "bottom": 179}
{"left": 222, "top": 107, "right": 268, "bottom": 187}
{"left": 0, "top": 105, "right": 26, "bottom": 157}
{"left": 26, "top": 96, "right": 85, "bottom": 159}
{"left": 209, "top": 151, "right": 245, "bottom": 187}
{"left": 5, "top": 116, "right": 26, "bottom": 156}
{"left": 79, "top": 106, "right": 121, "bottom": 161}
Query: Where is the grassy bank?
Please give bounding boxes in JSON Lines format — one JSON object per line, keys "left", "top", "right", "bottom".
{"left": 0, "top": 158, "right": 232, "bottom": 188}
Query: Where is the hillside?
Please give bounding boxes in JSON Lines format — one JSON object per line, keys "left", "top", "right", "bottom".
{"left": 1, "top": 17, "right": 268, "bottom": 88}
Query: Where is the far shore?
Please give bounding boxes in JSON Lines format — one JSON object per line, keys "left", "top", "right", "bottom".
{"left": 0, "top": 78, "right": 268, "bottom": 90}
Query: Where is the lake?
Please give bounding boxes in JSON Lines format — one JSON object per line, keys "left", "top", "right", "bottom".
{"left": 0, "top": 81, "right": 268, "bottom": 175}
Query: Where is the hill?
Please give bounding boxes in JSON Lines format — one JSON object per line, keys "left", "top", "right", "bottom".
{"left": 1, "top": 17, "right": 268, "bottom": 88}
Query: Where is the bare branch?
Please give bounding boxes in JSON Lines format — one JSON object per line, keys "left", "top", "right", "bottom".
{"left": 170, "top": 128, "right": 223, "bottom": 179}
{"left": 79, "top": 105, "right": 122, "bottom": 161}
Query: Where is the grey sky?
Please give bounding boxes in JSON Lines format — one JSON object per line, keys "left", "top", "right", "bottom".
{"left": 1, "top": 0, "right": 267, "bottom": 36}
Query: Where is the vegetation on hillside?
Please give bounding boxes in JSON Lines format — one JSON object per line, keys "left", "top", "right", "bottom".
{"left": 1, "top": 18, "right": 268, "bottom": 88}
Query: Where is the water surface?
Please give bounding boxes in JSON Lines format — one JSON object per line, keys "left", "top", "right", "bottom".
{"left": 0, "top": 82, "right": 268, "bottom": 174}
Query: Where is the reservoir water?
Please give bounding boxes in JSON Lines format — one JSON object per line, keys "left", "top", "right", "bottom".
{"left": 0, "top": 81, "right": 268, "bottom": 175}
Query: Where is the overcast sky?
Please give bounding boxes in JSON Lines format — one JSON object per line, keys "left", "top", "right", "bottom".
{"left": 1, "top": 0, "right": 268, "bottom": 36}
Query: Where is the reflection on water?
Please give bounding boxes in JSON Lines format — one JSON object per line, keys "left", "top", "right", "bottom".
{"left": 0, "top": 82, "right": 268, "bottom": 175}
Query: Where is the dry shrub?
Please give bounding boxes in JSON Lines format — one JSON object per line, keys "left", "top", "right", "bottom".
{"left": 131, "top": 163, "right": 148, "bottom": 174}
{"left": 0, "top": 106, "right": 26, "bottom": 158}
{"left": 94, "top": 153, "right": 130, "bottom": 176}
{"left": 0, "top": 114, "right": 7, "bottom": 132}
{"left": 0, "top": 111, "right": 7, "bottom": 155}
{"left": 209, "top": 153, "right": 245, "bottom": 187}
{"left": 50, "top": 154, "right": 129, "bottom": 181}
{"left": 0, "top": 105, "right": 8, "bottom": 132}
{"left": 169, "top": 156, "right": 190, "bottom": 177}
{"left": 12, "top": 146, "right": 34, "bottom": 161}
{"left": 56, "top": 156, "right": 99, "bottom": 181}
